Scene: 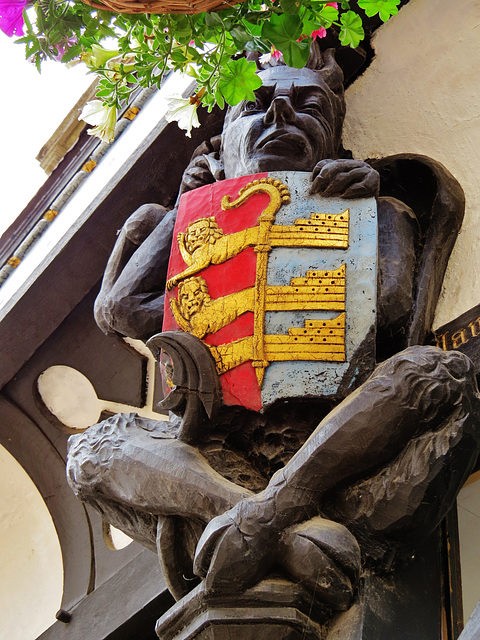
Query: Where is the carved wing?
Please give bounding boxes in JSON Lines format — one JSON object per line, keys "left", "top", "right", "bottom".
{"left": 370, "top": 153, "right": 465, "bottom": 347}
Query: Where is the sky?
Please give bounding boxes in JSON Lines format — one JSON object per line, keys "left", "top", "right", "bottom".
{"left": 0, "top": 32, "right": 92, "bottom": 238}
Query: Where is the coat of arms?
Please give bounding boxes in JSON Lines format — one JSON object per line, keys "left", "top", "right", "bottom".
{"left": 163, "top": 172, "right": 377, "bottom": 411}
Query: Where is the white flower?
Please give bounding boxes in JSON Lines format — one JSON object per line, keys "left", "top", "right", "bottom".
{"left": 165, "top": 94, "right": 201, "bottom": 138}
{"left": 79, "top": 100, "right": 117, "bottom": 144}
{"left": 81, "top": 44, "right": 119, "bottom": 69}
{"left": 259, "top": 52, "right": 272, "bottom": 64}
{"left": 106, "top": 53, "right": 136, "bottom": 82}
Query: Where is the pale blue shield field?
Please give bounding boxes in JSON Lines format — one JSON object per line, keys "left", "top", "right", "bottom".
{"left": 262, "top": 171, "right": 377, "bottom": 405}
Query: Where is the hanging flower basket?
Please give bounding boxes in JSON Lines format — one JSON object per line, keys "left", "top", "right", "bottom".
{"left": 80, "top": 0, "right": 245, "bottom": 14}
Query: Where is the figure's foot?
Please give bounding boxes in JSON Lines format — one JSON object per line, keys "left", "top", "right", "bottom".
{"left": 194, "top": 495, "right": 361, "bottom": 609}
{"left": 193, "top": 494, "right": 280, "bottom": 593}
{"left": 280, "top": 517, "right": 361, "bottom": 610}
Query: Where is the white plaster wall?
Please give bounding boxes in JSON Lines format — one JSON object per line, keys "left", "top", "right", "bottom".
{"left": 0, "top": 445, "right": 63, "bottom": 640}
{"left": 343, "top": 0, "right": 480, "bottom": 329}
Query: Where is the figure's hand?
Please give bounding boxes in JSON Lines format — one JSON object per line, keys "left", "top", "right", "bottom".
{"left": 193, "top": 495, "right": 361, "bottom": 610}
{"left": 180, "top": 155, "right": 217, "bottom": 195}
{"left": 310, "top": 159, "right": 380, "bottom": 198}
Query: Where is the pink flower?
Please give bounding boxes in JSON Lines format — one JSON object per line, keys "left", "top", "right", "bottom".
{"left": 0, "top": 0, "right": 27, "bottom": 37}
{"left": 53, "top": 36, "right": 78, "bottom": 61}
{"left": 298, "top": 27, "right": 327, "bottom": 42}
{"left": 271, "top": 47, "right": 282, "bottom": 60}
{"left": 326, "top": 2, "right": 338, "bottom": 7}
{"left": 310, "top": 27, "right": 327, "bottom": 39}
{"left": 259, "top": 46, "right": 283, "bottom": 65}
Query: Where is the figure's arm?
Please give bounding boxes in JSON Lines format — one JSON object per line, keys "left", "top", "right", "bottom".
{"left": 176, "top": 135, "right": 224, "bottom": 203}
{"left": 94, "top": 205, "right": 177, "bottom": 341}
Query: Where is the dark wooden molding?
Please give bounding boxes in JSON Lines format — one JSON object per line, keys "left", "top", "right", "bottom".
{"left": 38, "top": 548, "right": 174, "bottom": 640}
{"left": 442, "top": 509, "right": 465, "bottom": 640}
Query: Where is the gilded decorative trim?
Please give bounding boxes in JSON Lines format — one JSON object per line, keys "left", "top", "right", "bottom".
{"left": 43, "top": 209, "right": 59, "bottom": 222}
{"left": 81, "top": 160, "right": 97, "bottom": 173}
{"left": 123, "top": 106, "right": 140, "bottom": 121}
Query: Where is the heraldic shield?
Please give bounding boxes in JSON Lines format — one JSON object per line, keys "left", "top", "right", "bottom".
{"left": 163, "top": 172, "right": 377, "bottom": 412}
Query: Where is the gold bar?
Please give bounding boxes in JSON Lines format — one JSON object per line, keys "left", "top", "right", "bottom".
{"left": 265, "top": 301, "right": 346, "bottom": 311}
{"left": 293, "top": 221, "right": 349, "bottom": 228}
{"left": 268, "top": 336, "right": 345, "bottom": 353}
{"left": 270, "top": 238, "right": 348, "bottom": 248}
{"left": 265, "top": 351, "right": 345, "bottom": 362}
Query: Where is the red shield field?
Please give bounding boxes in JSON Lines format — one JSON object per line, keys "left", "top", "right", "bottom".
{"left": 163, "top": 173, "right": 269, "bottom": 411}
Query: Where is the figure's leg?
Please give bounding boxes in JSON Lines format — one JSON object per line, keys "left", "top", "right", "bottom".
{"left": 327, "top": 402, "right": 479, "bottom": 564}
{"left": 194, "top": 346, "right": 479, "bottom": 594}
{"left": 66, "top": 412, "right": 252, "bottom": 550}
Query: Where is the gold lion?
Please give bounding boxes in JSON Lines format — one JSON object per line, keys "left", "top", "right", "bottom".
{"left": 166, "top": 217, "right": 259, "bottom": 291}
{"left": 170, "top": 276, "right": 255, "bottom": 340}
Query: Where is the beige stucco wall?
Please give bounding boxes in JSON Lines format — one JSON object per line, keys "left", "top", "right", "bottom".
{"left": 0, "top": 445, "right": 63, "bottom": 640}
{"left": 343, "top": 0, "right": 480, "bottom": 329}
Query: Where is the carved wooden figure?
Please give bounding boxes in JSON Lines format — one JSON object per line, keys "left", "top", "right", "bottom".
{"left": 67, "top": 44, "right": 480, "bottom": 639}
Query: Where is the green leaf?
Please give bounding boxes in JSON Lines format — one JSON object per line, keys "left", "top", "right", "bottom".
{"left": 358, "top": 0, "right": 399, "bottom": 21}
{"left": 262, "top": 13, "right": 310, "bottom": 68}
{"left": 244, "top": 36, "right": 270, "bottom": 53}
{"left": 61, "top": 43, "right": 82, "bottom": 62}
{"left": 261, "top": 12, "right": 309, "bottom": 67}
{"left": 283, "top": 38, "right": 310, "bottom": 68}
{"left": 214, "top": 89, "right": 225, "bottom": 110}
{"left": 262, "top": 12, "right": 302, "bottom": 47}
{"left": 170, "top": 49, "right": 188, "bottom": 63}
{"left": 339, "top": 10, "right": 364, "bottom": 48}
{"left": 230, "top": 25, "right": 251, "bottom": 47}
{"left": 243, "top": 10, "right": 271, "bottom": 25}
{"left": 204, "top": 12, "right": 223, "bottom": 27}
{"left": 218, "top": 57, "right": 262, "bottom": 106}
{"left": 318, "top": 5, "right": 339, "bottom": 27}
{"left": 280, "top": 0, "right": 301, "bottom": 15}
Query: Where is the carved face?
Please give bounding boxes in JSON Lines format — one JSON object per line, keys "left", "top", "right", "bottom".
{"left": 221, "top": 66, "right": 344, "bottom": 179}
{"left": 178, "top": 278, "right": 207, "bottom": 318}
{"left": 186, "top": 220, "right": 212, "bottom": 253}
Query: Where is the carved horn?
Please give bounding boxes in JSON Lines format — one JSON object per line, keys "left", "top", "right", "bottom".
{"left": 307, "top": 45, "right": 344, "bottom": 94}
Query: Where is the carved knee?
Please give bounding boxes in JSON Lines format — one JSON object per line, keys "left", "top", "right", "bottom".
{"left": 376, "top": 345, "right": 478, "bottom": 426}
{"left": 66, "top": 412, "right": 175, "bottom": 496}
{"left": 66, "top": 415, "right": 130, "bottom": 496}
